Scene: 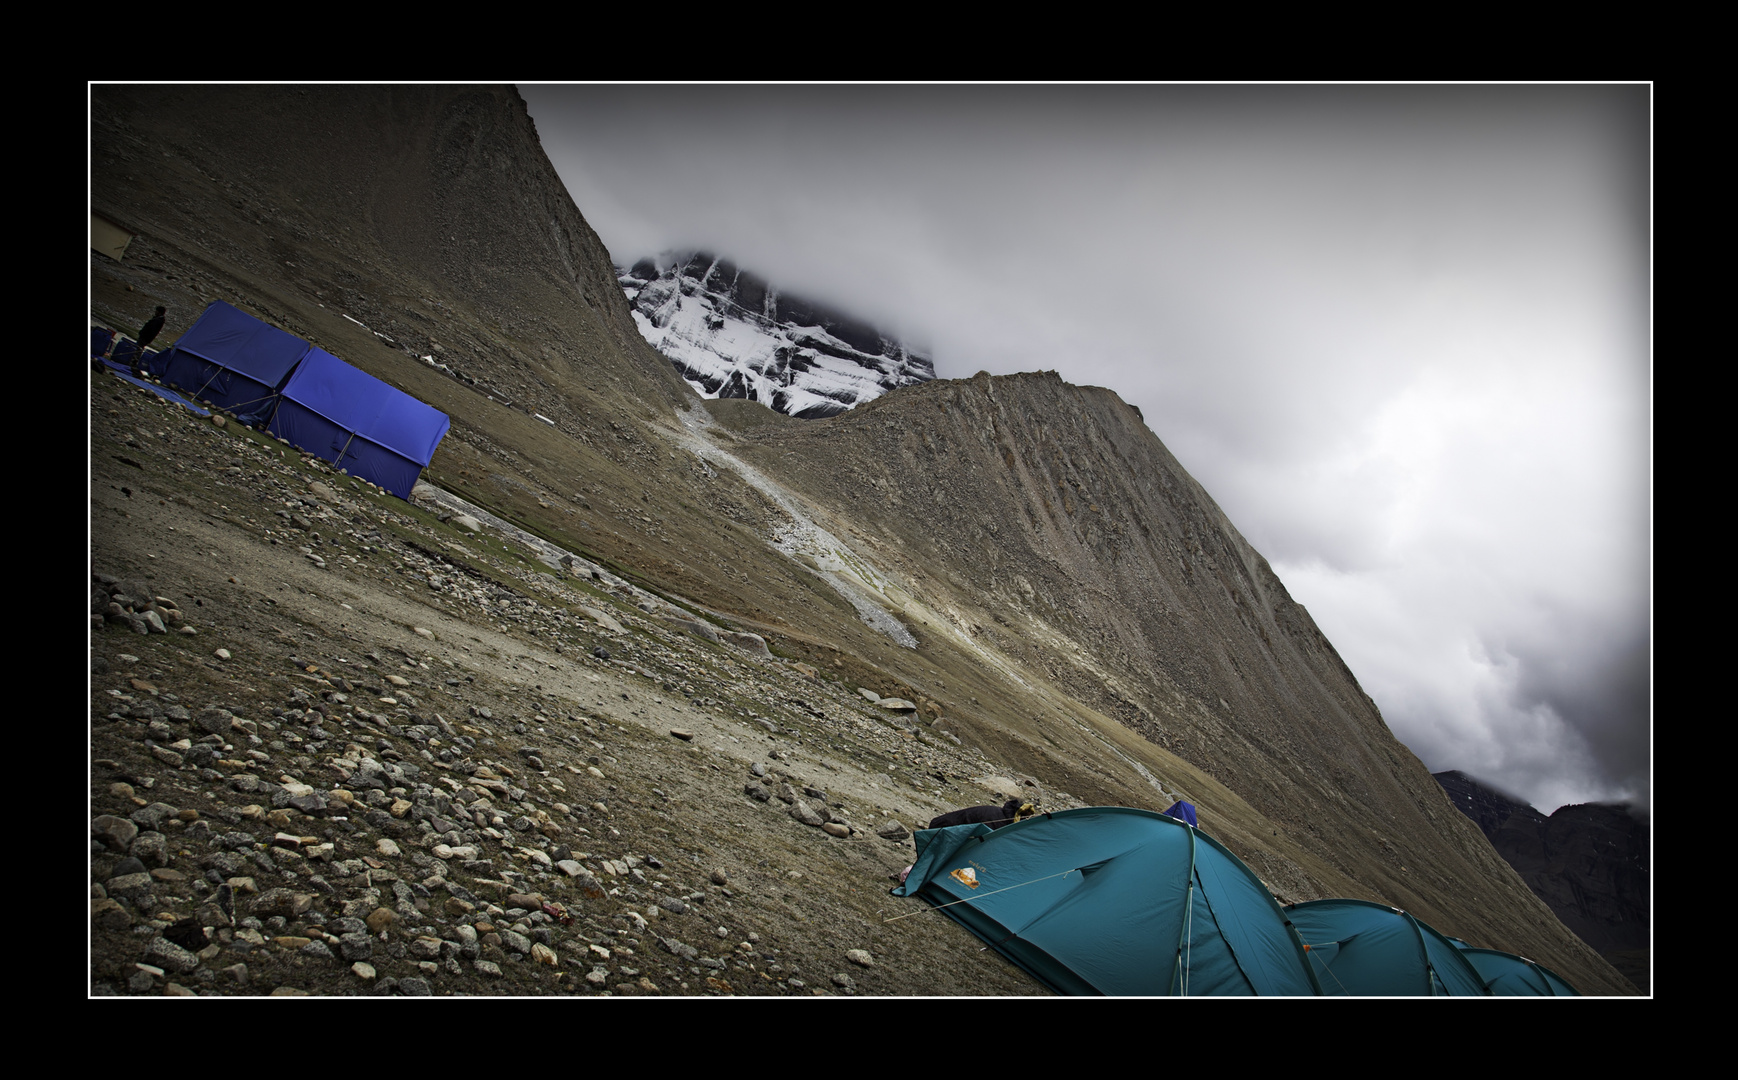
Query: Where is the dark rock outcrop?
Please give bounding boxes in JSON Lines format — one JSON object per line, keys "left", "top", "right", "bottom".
{"left": 1436, "top": 770, "right": 1648, "bottom": 986}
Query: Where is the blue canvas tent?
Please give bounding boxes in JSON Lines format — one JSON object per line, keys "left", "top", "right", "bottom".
{"left": 152, "top": 301, "right": 311, "bottom": 413}
{"left": 137, "top": 300, "right": 449, "bottom": 498}
{"left": 266, "top": 347, "right": 450, "bottom": 499}
{"left": 1285, "top": 898, "right": 1490, "bottom": 996}
{"left": 892, "top": 806, "right": 1321, "bottom": 995}
{"left": 1163, "top": 800, "right": 1198, "bottom": 826}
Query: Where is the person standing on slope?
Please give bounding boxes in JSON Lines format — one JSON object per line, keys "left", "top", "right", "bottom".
{"left": 132, "top": 306, "right": 167, "bottom": 377}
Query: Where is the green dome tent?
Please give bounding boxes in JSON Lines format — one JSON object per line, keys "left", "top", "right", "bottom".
{"left": 891, "top": 806, "right": 1321, "bottom": 995}
{"left": 1285, "top": 898, "right": 1490, "bottom": 995}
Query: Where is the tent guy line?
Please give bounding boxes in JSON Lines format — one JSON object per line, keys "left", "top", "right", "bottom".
{"left": 882, "top": 866, "right": 1082, "bottom": 923}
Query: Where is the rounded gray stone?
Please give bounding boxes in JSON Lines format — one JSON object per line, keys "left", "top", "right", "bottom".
{"left": 93, "top": 815, "right": 139, "bottom": 851}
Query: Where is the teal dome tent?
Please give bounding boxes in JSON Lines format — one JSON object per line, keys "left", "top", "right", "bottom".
{"left": 1451, "top": 942, "right": 1581, "bottom": 996}
{"left": 891, "top": 806, "right": 1321, "bottom": 995}
{"left": 1285, "top": 898, "right": 1490, "bottom": 995}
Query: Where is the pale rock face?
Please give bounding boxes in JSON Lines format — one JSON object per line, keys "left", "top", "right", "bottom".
{"left": 619, "top": 252, "right": 934, "bottom": 419}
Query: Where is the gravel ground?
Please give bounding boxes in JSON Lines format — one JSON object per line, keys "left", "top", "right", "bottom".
{"left": 89, "top": 370, "right": 1054, "bottom": 997}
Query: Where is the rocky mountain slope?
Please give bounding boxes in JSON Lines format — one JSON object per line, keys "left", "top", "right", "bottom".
{"left": 90, "top": 387, "right": 1055, "bottom": 995}
{"left": 618, "top": 252, "right": 934, "bottom": 419}
{"left": 89, "top": 84, "right": 1638, "bottom": 995}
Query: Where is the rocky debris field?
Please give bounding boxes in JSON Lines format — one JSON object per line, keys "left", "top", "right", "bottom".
{"left": 89, "top": 370, "right": 1067, "bottom": 996}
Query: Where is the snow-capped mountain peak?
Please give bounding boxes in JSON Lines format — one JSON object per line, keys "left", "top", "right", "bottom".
{"left": 618, "top": 251, "right": 934, "bottom": 419}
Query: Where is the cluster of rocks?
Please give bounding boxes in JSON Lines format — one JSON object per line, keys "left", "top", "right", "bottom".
{"left": 91, "top": 659, "right": 984, "bottom": 998}
{"left": 89, "top": 662, "right": 787, "bottom": 996}
{"left": 94, "top": 572, "right": 197, "bottom": 636}
{"left": 741, "top": 761, "right": 863, "bottom": 838}
{"left": 857, "top": 686, "right": 962, "bottom": 746}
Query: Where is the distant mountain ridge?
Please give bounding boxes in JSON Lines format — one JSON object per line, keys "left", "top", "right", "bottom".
{"left": 1435, "top": 770, "right": 1649, "bottom": 990}
{"left": 618, "top": 252, "right": 934, "bottom": 419}
{"left": 1435, "top": 769, "right": 1540, "bottom": 838}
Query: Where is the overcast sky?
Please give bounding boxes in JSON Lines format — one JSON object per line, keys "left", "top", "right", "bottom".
{"left": 521, "top": 84, "right": 1651, "bottom": 816}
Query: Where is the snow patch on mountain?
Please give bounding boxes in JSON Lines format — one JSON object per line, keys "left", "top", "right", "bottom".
{"left": 619, "top": 252, "right": 934, "bottom": 419}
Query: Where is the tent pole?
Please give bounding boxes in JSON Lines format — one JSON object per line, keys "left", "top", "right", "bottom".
{"left": 194, "top": 364, "right": 227, "bottom": 401}
{"left": 333, "top": 430, "right": 359, "bottom": 471}
{"left": 1178, "top": 827, "right": 1200, "bottom": 996}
